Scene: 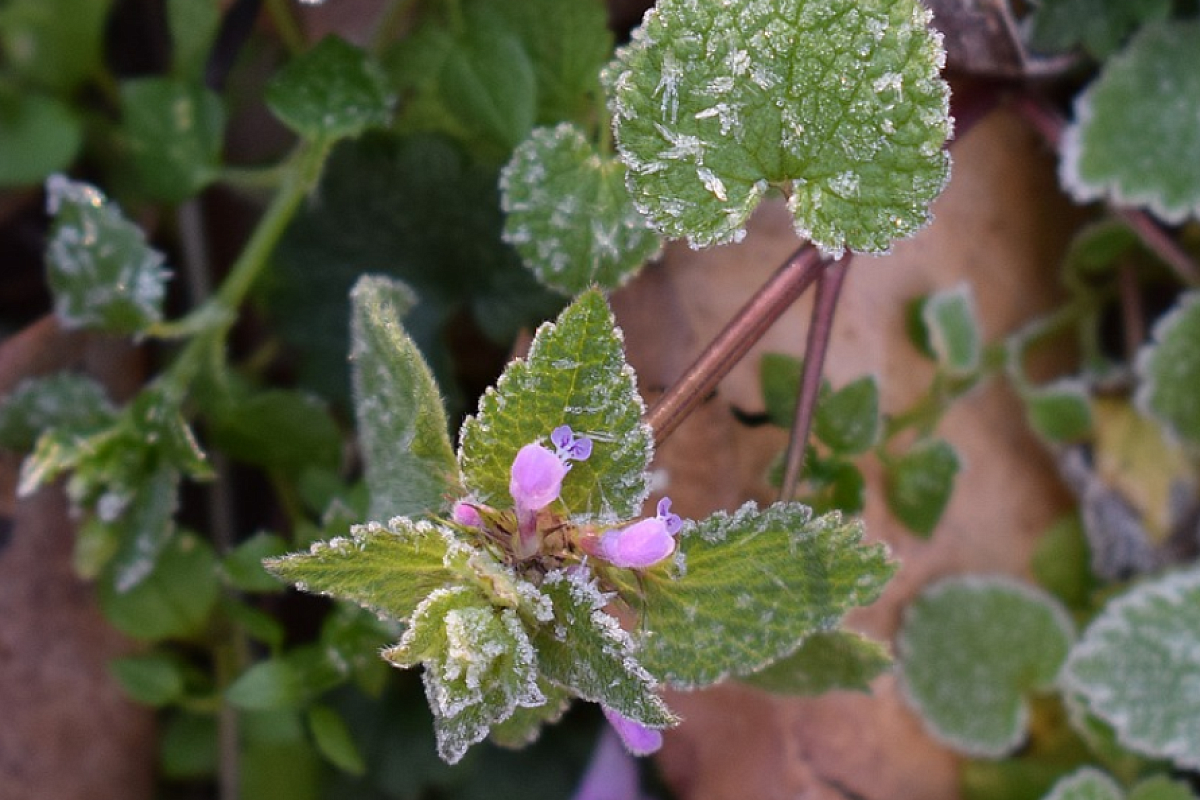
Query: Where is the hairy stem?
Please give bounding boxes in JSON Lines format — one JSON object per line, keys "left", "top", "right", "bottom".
{"left": 645, "top": 246, "right": 827, "bottom": 446}
{"left": 779, "top": 257, "right": 851, "bottom": 502}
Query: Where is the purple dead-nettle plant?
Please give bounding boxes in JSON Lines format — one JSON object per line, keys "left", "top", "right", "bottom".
{"left": 267, "top": 279, "right": 895, "bottom": 764}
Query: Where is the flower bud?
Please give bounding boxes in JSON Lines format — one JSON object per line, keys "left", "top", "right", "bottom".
{"left": 602, "top": 707, "right": 663, "bottom": 756}
{"left": 509, "top": 443, "right": 567, "bottom": 512}
{"left": 451, "top": 501, "right": 483, "bottom": 528}
{"left": 598, "top": 516, "right": 675, "bottom": 569}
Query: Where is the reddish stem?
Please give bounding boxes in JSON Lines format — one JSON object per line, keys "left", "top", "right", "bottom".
{"left": 644, "top": 246, "right": 827, "bottom": 445}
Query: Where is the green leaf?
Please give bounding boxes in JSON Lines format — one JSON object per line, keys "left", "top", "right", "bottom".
{"left": 383, "top": 586, "right": 544, "bottom": 764}
{"left": 307, "top": 704, "right": 366, "bottom": 775}
{"left": 1026, "top": 0, "right": 1170, "bottom": 59}
{"left": 167, "top": 0, "right": 221, "bottom": 80}
{"left": 488, "top": 681, "right": 572, "bottom": 749}
{"left": 607, "top": 0, "right": 951, "bottom": 254}
{"left": 0, "top": 90, "right": 82, "bottom": 186}
{"left": 760, "top": 352, "right": 807, "bottom": 428}
{"left": 223, "top": 532, "right": 290, "bottom": 593}
{"left": 100, "top": 532, "right": 219, "bottom": 641}
{"left": 1129, "top": 776, "right": 1200, "bottom": 800}
{"left": 240, "top": 710, "right": 323, "bottom": 800}
{"left": 883, "top": 437, "right": 960, "bottom": 537}
{"left": 0, "top": 0, "right": 112, "bottom": 93}
{"left": 1136, "top": 291, "right": 1200, "bottom": 449}
{"left": 223, "top": 597, "right": 286, "bottom": 651}
{"left": 107, "top": 464, "right": 182, "bottom": 593}
{"left": 532, "top": 570, "right": 675, "bottom": 727}
{"left": 803, "top": 454, "right": 866, "bottom": 515}
{"left": 1062, "top": 565, "right": 1200, "bottom": 770}
{"left": 1032, "top": 516, "right": 1096, "bottom": 611}
{"left": 160, "top": 711, "right": 218, "bottom": 778}
{"left": 44, "top": 175, "right": 170, "bottom": 334}
{"left": 0, "top": 373, "right": 115, "bottom": 451}
{"left": 626, "top": 501, "right": 894, "bottom": 689}
{"left": 109, "top": 652, "right": 187, "bottom": 706}
{"left": 120, "top": 77, "right": 225, "bottom": 203}
{"left": 740, "top": 629, "right": 892, "bottom": 695}
{"left": 1061, "top": 21, "right": 1200, "bottom": 224}
{"left": 1025, "top": 381, "right": 1094, "bottom": 444}
{"left": 205, "top": 386, "right": 342, "bottom": 477}
{"left": 350, "top": 275, "right": 458, "bottom": 521}
{"left": 897, "top": 576, "right": 1075, "bottom": 757}
{"left": 266, "top": 36, "right": 391, "bottom": 142}
{"left": 1041, "top": 768, "right": 1123, "bottom": 800}
{"left": 922, "top": 284, "right": 981, "bottom": 377}
{"left": 265, "top": 518, "right": 458, "bottom": 623}
{"left": 459, "top": 289, "right": 652, "bottom": 522}
{"left": 815, "top": 376, "right": 880, "bottom": 454}
{"left": 501, "top": 123, "right": 662, "bottom": 294}
{"left": 227, "top": 646, "right": 348, "bottom": 711}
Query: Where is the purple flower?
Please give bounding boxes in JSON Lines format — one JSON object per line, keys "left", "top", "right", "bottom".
{"left": 451, "top": 501, "right": 483, "bottom": 528}
{"left": 598, "top": 497, "right": 681, "bottom": 569}
{"left": 552, "top": 424, "right": 593, "bottom": 462}
{"left": 510, "top": 443, "right": 567, "bottom": 512}
{"left": 602, "top": 707, "right": 663, "bottom": 756}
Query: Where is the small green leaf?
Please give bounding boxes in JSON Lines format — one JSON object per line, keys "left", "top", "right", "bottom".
{"left": 1032, "top": 516, "right": 1096, "bottom": 611}
{"left": 1136, "top": 291, "right": 1200, "bottom": 449}
{"left": 0, "top": 0, "right": 112, "bottom": 93}
{"left": 532, "top": 570, "right": 675, "bottom": 728}
{"left": 0, "top": 373, "right": 115, "bottom": 451}
{"left": 1062, "top": 565, "right": 1200, "bottom": 770}
{"left": 922, "top": 284, "right": 981, "bottom": 377}
{"left": 1026, "top": 0, "right": 1169, "bottom": 58}
{"left": 459, "top": 289, "right": 652, "bottom": 522}
{"left": 205, "top": 386, "right": 342, "bottom": 477}
{"left": 1041, "top": 768, "right": 1124, "bottom": 800}
{"left": 897, "top": 576, "right": 1075, "bottom": 757}
{"left": 227, "top": 646, "right": 347, "bottom": 711}
{"left": 488, "top": 681, "right": 572, "bottom": 749}
{"left": 815, "top": 376, "right": 880, "bottom": 454}
{"left": 306, "top": 704, "right": 367, "bottom": 775}
{"left": 120, "top": 77, "right": 225, "bottom": 203}
{"left": 607, "top": 0, "right": 951, "bottom": 254}
{"left": 0, "top": 90, "right": 82, "bottom": 186}
{"left": 109, "top": 652, "right": 187, "bottom": 706}
{"left": 350, "top": 275, "right": 458, "bottom": 521}
{"left": 167, "top": 0, "right": 221, "bottom": 80}
{"left": 1061, "top": 21, "right": 1200, "bottom": 224}
{"left": 1025, "top": 381, "right": 1094, "bottom": 444}
{"left": 1129, "top": 776, "right": 1200, "bottom": 800}
{"left": 44, "top": 175, "right": 170, "bottom": 334}
{"left": 160, "top": 711, "right": 218, "bottom": 778}
{"left": 265, "top": 518, "right": 458, "bottom": 624}
{"left": 223, "top": 597, "right": 286, "bottom": 651}
{"left": 266, "top": 36, "right": 391, "bottom": 142}
{"left": 100, "top": 532, "right": 219, "bottom": 641}
{"left": 883, "top": 437, "right": 960, "bottom": 537}
{"left": 803, "top": 454, "right": 866, "bottom": 515}
{"left": 626, "top": 501, "right": 894, "bottom": 689}
{"left": 107, "top": 464, "right": 182, "bottom": 593}
{"left": 223, "top": 532, "right": 289, "bottom": 593}
{"left": 501, "top": 123, "right": 662, "bottom": 294}
{"left": 760, "top": 352, "right": 809, "bottom": 428}
{"left": 383, "top": 586, "right": 544, "bottom": 764}
{"left": 740, "top": 629, "right": 892, "bottom": 695}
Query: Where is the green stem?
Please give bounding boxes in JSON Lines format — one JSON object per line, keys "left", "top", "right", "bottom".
{"left": 265, "top": 0, "right": 307, "bottom": 55}
{"left": 370, "top": 0, "right": 417, "bottom": 54}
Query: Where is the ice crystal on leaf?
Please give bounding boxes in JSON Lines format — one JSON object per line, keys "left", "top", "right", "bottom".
{"left": 607, "top": 0, "right": 951, "bottom": 255}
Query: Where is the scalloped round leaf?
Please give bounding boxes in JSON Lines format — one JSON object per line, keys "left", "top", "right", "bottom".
{"left": 1060, "top": 22, "right": 1200, "bottom": 224}
{"left": 1062, "top": 565, "right": 1200, "bottom": 770}
{"left": 607, "top": 0, "right": 951, "bottom": 254}
{"left": 501, "top": 123, "right": 662, "bottom": 294}
{"left": 266, "top": 36, "right": 390, "bottom": 142}
{"left": 1041, "top": 768, "right": 1124, "bottom": 800}
{"left": 897, "top": 576, "right": 1075, "bottom": 757}
{"left": 1136, "top": 291, "right": 1200, "bottom": 449}
{"left": 458, "top": 289, "right": 652, "bottom": 522}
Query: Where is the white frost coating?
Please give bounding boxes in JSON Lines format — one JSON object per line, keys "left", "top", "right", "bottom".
{"left": 656, "top": 51, "right": 682, "bottom": 123}
{"left": 1041, "top": 768, "right": 1123, "bottom": 800}
{"left": 1133, "top": 290, "right": 1200, "bottom": 447}
{"left": 697, "top": 167, "right": 728, "bottom": 201}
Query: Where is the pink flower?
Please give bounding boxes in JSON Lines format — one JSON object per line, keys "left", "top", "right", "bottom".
{"left": 509, "top": 443, "right": 567, "bottom": 512}
{"left": 451, "top": 501, "right": 483, "bottom": 528}
{"left": 598, "top": 497, "right": 681, "bottom": 569}
{"left": 602, "top": 707, "right": 663, "bottom": 756}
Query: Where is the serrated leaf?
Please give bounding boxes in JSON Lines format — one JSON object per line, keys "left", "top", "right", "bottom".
{"left": 120, "top": 77, "right": 225, "bottom": 203}
{"left": 488, "top": 680, "right": 572, "bottom": 749}
{"left": 624, "top": 501, "right": 894, "bottom": 689}
{"left": 0, "top": 0, "right": 112, "bottom": 93}
{"left": 532, "top": 570, "right": 675, "bottom": 727}
{"left": 100, "top": 532, "right": 219, "bottom": 641}
{"left": 1062, "top": 565, "right": 1200, "bottom": 770}
{"left": 44, "top": 175, "right": 170, "bottom": 334}
{"left": 266, "top": 36, "right": 391, "bottom": 142}
{"left": 501, "top": 123, "right": 662, "bottom": 294}
{"left": 350, "top": 275, "right": 458, "bottom": 521}
{"left": 884, "top": 437, "right": 960, "bottom": 537}
{"left": 1042, "top": 768, "right": 1124, "bottom": 800}
{"left": 1136, "top": 291, "right": 1200, "bottom": 449}
{"left": 265, "top": 519, "right": 457, "bottom": 624}
{"left": 815, "top": 376, "right": 880, "bottom": 454}
{"left": 1026, "top": 0, "right": 1170, "bottom": 59}
{"left": 740, "top": 629, "right": 892, "bottom": 695}
{"left": 0, "top": 373, "right": 115, "bottom": 451}
{"left": 897, "top": 576, "right": 1075, "bottom": 757}
{"left": 0, "top": 90, "right": 82, "bottom": 186}
{"left": 922, "top": 284, "right": 981, "bottom": 377}
{"left": 1025, "top": 381, "right": 1094, "bottom": 444}
{"left": 607, "top": 0, "right": 951, "bottom": 254}
{"left": 383, "top": 586, "right": 544, "bottom": 764}
{"left": 458, "top": 289, "right": 652, "bottom": 522}
{"left": 109, "top": 652, "right": 188, "bottom": 706}
{"left": 307, "top": 704, "right": 366, "bottom": 775}
{"left": 1061, "top": 22, "right": 1200, "bottom": 224}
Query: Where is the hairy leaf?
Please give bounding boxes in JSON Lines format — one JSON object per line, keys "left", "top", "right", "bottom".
{"left": 740, "top": 629, "right": 892, "bottom": 695}
{"left": 607, "top": 0, "right": 951, "bottom": 254}
{"left": 458, "top": 289, "right": 652, "bottom": 522}
{"left": 897, "top": 576, "right": 1075, "bottom": 757}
